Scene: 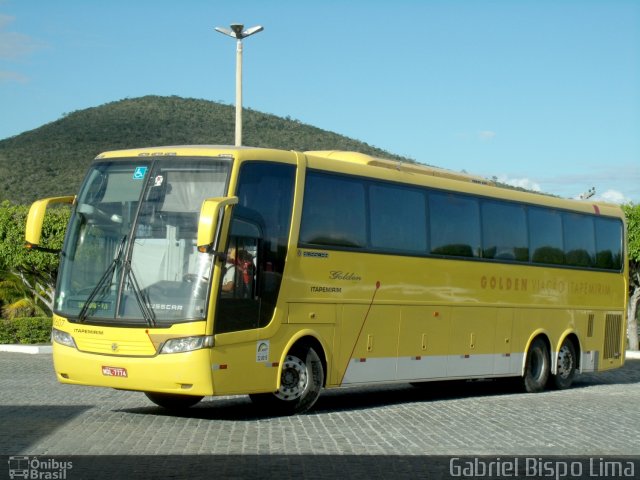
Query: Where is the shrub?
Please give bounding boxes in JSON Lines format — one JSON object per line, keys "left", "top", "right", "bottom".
{"left": 0, "top": 316, "right": 52, "bottom": 344}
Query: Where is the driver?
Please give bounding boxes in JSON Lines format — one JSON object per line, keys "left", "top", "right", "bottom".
{"left": 221, "top": 247, "right": 237, "bottom": 293}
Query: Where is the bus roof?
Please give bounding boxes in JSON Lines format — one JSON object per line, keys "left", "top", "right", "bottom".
{"left": 93, "top": 145, "right": 623, "bottom": 219}
{"left": 305, "top": 150, "right": 494, "bottom": 186}
{"left": 94, "top": 145, "right": 246, "bottom": 159}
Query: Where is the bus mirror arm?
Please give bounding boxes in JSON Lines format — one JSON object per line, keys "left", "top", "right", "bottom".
{"left": 213, "top": 251, "right": 229, "bottom": 262}
{"left": 197, "top": 196, "right": 239, "bottom": 254}
{"left": 199, "top": 249, "right": 228, "bottom": 262}
{"left": 25, "top": 244, "right": 63, "bottom": 254}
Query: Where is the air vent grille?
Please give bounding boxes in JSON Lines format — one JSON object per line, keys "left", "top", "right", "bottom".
{"left": 603, "top": 314, "right": 622, "bottom": 360}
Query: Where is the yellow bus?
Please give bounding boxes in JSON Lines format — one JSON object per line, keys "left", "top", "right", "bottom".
{"left": 25, "top": 146, "right": 628, "bottom": 414}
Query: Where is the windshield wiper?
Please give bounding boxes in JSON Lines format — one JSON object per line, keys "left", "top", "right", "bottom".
{"left": 125, "top": 262, "right": 156, "bottom": 327}
{"left": 77, "top": 235, "right": 127, "bottom": 323}
{"left": 76, "top": 236, "right": 157, "bottom": 326}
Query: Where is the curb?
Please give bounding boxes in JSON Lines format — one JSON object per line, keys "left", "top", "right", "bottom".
{"left": 0, "top": 344, "right": 52, "bottom": 354}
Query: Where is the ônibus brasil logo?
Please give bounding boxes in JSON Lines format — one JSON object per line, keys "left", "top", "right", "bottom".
{"left": 8, "top": 456, "right": 72, "bottom": 479}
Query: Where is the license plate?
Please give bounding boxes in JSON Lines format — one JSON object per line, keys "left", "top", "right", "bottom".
{"left": 102, "top": 366, "right": 128, "bottom": 377}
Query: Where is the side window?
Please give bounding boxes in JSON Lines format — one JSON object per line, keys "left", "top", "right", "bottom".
{"left": 299, "top": 171, "right": 366, "bottom": 248}
{"left": 369, "top": 183, "right": 427, "bottom": 253}
{"left": 563, "top": 213, "right": 595, "bottom": 267}
{"left": 481, "top": 201, "right": 528, "bottom": 261}
{"left": 529, "top": 207, "right": 564, "bottom": 265}
{"left": 215, "top": 162, "right": 295, "bottom": 333}
{"left": 594, "top": 217, "right": 623, "bottom": 270}
{"left": 429, "top": 192, "right": 480, "bottom": 258}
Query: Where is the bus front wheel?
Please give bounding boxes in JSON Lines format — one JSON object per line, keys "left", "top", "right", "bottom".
{"left": 250, "top": 345, "right": 324, "bottom": 415}
{"left": 522, "top": 337, "right": 550, "bottom": 393}
{"left": 144, "top": 392, "right": 204, "bottom": 410}
{"left": 549, "top": 339, "right": 576, "bottom": 390}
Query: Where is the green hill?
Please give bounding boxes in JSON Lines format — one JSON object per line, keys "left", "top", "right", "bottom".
{"left": 0, "top": 95, "right": 408, "bottom": 204}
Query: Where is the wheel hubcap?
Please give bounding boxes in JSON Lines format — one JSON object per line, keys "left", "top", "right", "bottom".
{"left": 275, "top": 355, "right": 308, "bottom": 401}
{"left": 557, "top": 345, "right": 573, "bottom": 378}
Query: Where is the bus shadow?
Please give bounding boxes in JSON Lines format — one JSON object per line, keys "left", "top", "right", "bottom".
{"left": 120, "top": 396, "right": 266, "bottom": 421}
{"left": 118, "top": 379, "right": 522, "bottom": 420}
{"left": 313, "top": 378, "right": 522, "bottom": 414}
{"left": 119, "top": 359, "right": 640, "bottom": 420}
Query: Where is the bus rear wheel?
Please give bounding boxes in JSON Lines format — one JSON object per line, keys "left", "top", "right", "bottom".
{"left": 549, "top": 339, "right": 576, "bottom": 390}
{"left": 144, "top": 392, "right": 204, "bottom": 410}
{"left": 249, "top": 346, "right": 324, "bottom": 415}
{"left": 522, "top": 337, "right": 550, "bottom": 393}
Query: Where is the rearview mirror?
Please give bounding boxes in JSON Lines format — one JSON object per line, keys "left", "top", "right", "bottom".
{"left": 197, "top": 196, "right": 239, "bottom": 254}
{"left": 25, "top": 196, "right": 76, "bottom": 252}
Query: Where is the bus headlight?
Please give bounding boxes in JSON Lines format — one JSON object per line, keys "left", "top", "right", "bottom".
{"left": 51, "top": 328, "right": 77, "bottom": 348}
{"left": 160, "top": 336, "right": 214, "bottom": 354}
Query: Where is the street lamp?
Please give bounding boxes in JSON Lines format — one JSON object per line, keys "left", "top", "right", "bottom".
{"left": 579, "top": 187, "right": 596, "bottom": 200}
{"left": 215, "top": 23, "right": 264, "bottom": 147}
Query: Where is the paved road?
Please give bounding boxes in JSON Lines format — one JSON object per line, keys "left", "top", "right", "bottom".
{"left": 1, "top": 352, "right": 639, "bottom": 478}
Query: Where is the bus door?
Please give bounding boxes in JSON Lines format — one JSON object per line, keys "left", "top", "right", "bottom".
{"left": 210, "top": 162, "right": 296, "bottom": 395}
{"left": 210, "top": 226, "right": 278, "bottom": 393}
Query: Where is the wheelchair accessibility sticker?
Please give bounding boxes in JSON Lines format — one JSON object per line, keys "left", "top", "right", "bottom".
{"left": 133, "top": 166, "right": 148, "bottom": 180}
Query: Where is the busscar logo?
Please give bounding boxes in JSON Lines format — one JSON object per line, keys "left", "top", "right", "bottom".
{"left": 8, "top": 456, "right": 73, "bottom": 479}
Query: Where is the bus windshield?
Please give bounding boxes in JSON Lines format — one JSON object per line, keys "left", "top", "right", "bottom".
{"left": 55, "top": 157, "right": 231, "bottom": 325}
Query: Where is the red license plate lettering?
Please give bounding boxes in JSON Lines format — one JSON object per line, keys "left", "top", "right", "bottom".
{"left": 102, "top": 366, "right": 128, "bottom": 377}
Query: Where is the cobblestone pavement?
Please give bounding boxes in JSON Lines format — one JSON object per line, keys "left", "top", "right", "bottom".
{"left": 1, "top": 353, "right": 639, "bottom": 478}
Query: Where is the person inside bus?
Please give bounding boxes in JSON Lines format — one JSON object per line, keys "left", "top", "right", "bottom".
{"left": 236, "top": 249, "right": 255, "bottom": 298}
{"left": 221, "top": 246, "right": 237, "bottom": 294}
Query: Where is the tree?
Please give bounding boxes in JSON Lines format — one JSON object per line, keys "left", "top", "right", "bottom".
{"left": 0, "top": 201, "right": 69, "bottom": 316}
{"left": 623, "top": 203, "right": 640, "bottom": 351}
{"left": 0, "top": 271, "right": 47, "bottom": 319}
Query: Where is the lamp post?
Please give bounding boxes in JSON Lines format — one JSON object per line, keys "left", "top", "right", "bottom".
{"left": 215, "top": 23, "right": 264, "bottom": 147}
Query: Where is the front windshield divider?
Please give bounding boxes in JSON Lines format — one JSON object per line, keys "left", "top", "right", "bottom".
{"left": 113, "top": 161, "right": 158, "bottom": 325}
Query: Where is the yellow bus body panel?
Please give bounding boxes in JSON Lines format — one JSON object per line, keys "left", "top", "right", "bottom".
{"left": 52, "top": 315, "right": 214, "bottom": 396}
{"left": 284, "top": 245, "right": 626, "bottom": 385}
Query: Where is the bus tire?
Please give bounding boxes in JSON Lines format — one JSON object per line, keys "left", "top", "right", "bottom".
{"left": 144, "top": 392, "right": 203, "bottom": 410}
{"left": 522, "top": 337, "right": 550, "bottom": 393}
{"left": 250, "top": 346, "right": 324, "bottom": 415}
{"left": 549, "top": 339, "right": 576, "bottom": 390}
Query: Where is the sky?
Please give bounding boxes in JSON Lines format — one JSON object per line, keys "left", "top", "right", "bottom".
{"left": 1, "top": 0, "right": 639, "bottom": 203}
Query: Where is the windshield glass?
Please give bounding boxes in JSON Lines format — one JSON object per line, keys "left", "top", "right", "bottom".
{"left": 55, "top": 157, "right": 231, "bottom": 325}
